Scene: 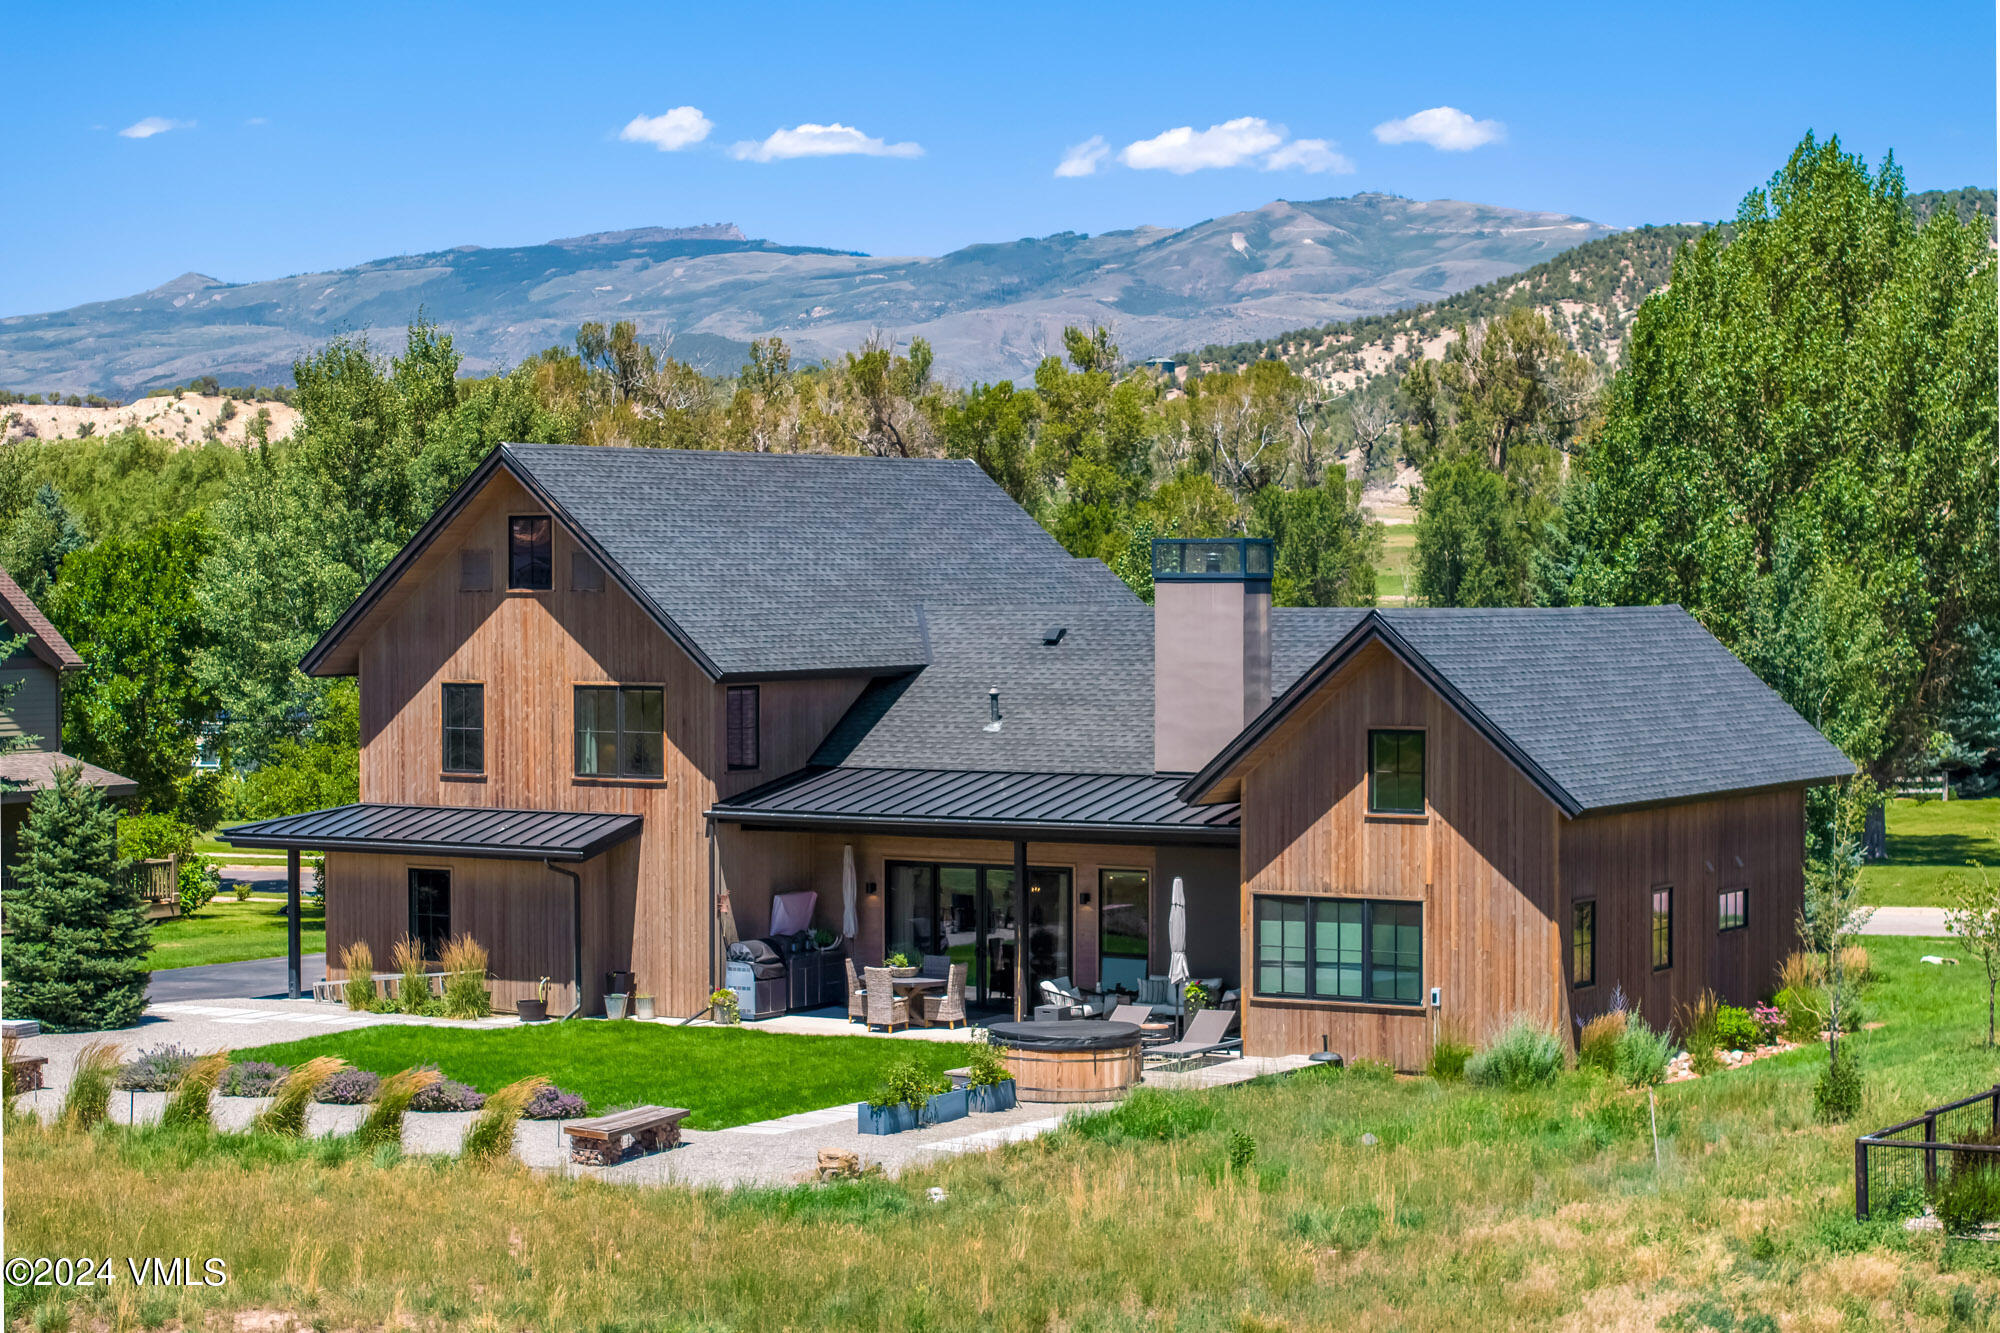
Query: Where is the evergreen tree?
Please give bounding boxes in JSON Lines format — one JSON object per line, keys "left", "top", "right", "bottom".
{"left": 1, "top": 764, "right": 149, "bottom": 1031}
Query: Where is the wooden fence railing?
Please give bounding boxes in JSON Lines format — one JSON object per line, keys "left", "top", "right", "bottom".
{"left": 123, "top": 856, "right": 179, "bottom": 907}
{"left": 1856, "top": 1084, "right": 2000, "bottom": 1221}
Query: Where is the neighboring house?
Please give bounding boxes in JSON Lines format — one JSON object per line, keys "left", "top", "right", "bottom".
{"left": 225, "top": 444, "right": 1852, "bottom": 1063}
{"left": 0, "top": 567, "right": 138, "bottom": 882}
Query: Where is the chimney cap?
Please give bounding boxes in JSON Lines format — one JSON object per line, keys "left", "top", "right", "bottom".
{"left": 1152, "top": 537, "right": 1273, "bottom": 583}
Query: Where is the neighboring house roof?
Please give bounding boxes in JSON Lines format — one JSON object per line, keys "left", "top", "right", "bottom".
{"left": 1190, "top": 606, "right": 1855, "bottom": 816}
{"left": 712, "top": 767, "right": 1240, "bottom": 844}
{"left": 0, "top": 751, "right": 138, "bottom": 804}
{"left": 0, "top": 567, "right": 82, "bottom": 671}
{"left": 813, "top": 600, "right": 1155, "bottom": 775}
{"left": 303, "top": 444, "right": 1129, "bottom": 680}
{"left": 223, "top": 803, "right": 644, "bottom": 861}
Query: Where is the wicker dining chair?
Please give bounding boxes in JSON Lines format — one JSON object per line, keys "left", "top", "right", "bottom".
{"left": 864, "top": 966, "right": 909, "bottom": 1032}
{"left": 917, "top": 963, "right": 968, "bottom": 1029}
{"left": 846, "top": 957, "right": 868, "bottom": 1024}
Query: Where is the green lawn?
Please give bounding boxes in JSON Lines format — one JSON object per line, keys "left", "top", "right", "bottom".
{"left": 231, "top": 1021, "right": 968, "bottom": 1128}
{"left": 1859, "top": 796, "right": 1999, "bottom": 906}
{"left": 1375, "top": 523, "right": 1415, "bottom": 605}
{"left": 197, "top": 827, "right": 291, "bottom": 866}
{"left": 146, "top": 897, "right": 326, "bottom": 971}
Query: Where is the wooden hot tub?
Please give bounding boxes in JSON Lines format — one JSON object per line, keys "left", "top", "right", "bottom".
{"left": 988, "top": 1020, "right": 1143, "bottom": 1103}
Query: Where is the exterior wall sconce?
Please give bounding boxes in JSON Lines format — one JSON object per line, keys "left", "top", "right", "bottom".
{"left": 865, "top": 881, "right": 877, "bottom": 896}
{"left": 1079, "top": 891, "right": 1092, "bottom": 905}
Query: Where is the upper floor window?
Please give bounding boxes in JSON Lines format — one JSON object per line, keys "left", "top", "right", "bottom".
{"left": 1652, "top": 886, "right": 1674, "bottom": 969}
{"left": 726, "top": 685, "right": 760, "bottom": 770}
{"left": 1572, "top": 899, "right": 1595, "bottom": 987}
{"left": 509, "top": 515, "right": 552, "bottom": 590}
{"left": 1718, "top": 887, "right": 1747, "bottom": 932}
{"left": 575, "top": 685, "right": 664, "bottom": 779}
{"left": 441, "top": 682, "right": 484, "bottom": 774}
{"left": 1253, "top": 895, "right": 1422, "bottom": 1005}
{"left": 1368, "top": 729, "right": 1425, "bottom": 815}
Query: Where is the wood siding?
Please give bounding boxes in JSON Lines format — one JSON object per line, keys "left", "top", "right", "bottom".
{"left": 0, "top": 664, "right": 62, "bottom": 751}
{"left": 337, "top": 470, "right": 871, "bottom": 1014}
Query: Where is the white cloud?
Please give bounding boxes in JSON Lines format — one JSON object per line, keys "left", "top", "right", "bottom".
{"left": 730, "top": 122, "right": 922, "bottom": 163}
{"left": 1372, "top": 106, "right": 1505, "bottom": 151}
{"left": 1054, "top": 135, "right": 1110, "bottom": 178}
{"left": 118, "top": 117, "right": 192, "bottom": 140}
{"left": 619, "top": 106, "right": 714, "bottom": 152}
{"left": 1120, "top": 117, "right": 1285, "bottom": 174}
{"left": 1262, "top": 138, "right": 1355, "bottom": 174}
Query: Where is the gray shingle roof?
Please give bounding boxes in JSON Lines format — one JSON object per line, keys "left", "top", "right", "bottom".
{"left": 503, "top": 445, "right": 1130, "bottom": 677}
{"left": 1228, "top": 606, "right": 1855, "bottom": 813}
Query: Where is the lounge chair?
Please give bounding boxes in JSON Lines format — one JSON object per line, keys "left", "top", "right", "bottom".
{"left": 917, "top": 963, "right": 968, "bottom": 1029}
{"left": 1106, "top": 1003, "right": 1154, "bottom": 1026}
{"left": 1038, "top": 976, "right": 1106, "bottom": 1019}
{"left": 1145, "top": 1009, "right": 1241, "bottom": 1067}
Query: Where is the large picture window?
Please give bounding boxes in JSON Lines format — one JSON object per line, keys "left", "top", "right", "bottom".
{"left": 1572, "top": 899, "right": 1595, "bottom": 987}
{"left": 1652, "top": 886, "right": 1674, "bottom": 970}
{"left": 726, "top": 685, "right": 760, "bottom": 770}
{"left": 1254, "top": 895, "right": 1422, "bottom": 1005}
{"left": 1368, "top": 730, "right": 1425, "bottom": 814}
{"left": 508, "top": 515, "right": 552, "bottom": 590}
{"left": 441, "top": 682, "right": 484, "bottom": 774}
{"left": 574, "top": 685, "right": 665, "bottom": 778}
{"left": 1098, "top": 869, "right": 1150, "bottom": 990}
{"left": 408, "top": 868, "right": 450, "bottom": 958}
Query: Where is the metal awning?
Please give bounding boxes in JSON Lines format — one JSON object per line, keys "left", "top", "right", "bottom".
{"left": 221, "top": 803, "right": 643, "bottom": 861}
{"left": 710, "top": 767, "right": 1240, "bottom": 845}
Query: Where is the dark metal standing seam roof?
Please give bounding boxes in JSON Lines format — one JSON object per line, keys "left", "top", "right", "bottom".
{"left": 710, "top": 767, "right": 1241, "bottom": 844}
{"left": 221, "top": 804, "right": 644, "bottom": 861}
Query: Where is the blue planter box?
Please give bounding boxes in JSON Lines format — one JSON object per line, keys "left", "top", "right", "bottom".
{"left": 856, "top": 1088, "right": 972, "bottom": 1135}
{"left": 968, "top": 1079, "right": 1017, "bottom": 1113}
{"left": 928, "top": 1088, "right": 970, "bottom": 1123}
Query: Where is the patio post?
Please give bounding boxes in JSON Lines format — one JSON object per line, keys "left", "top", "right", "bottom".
{"left": 286, "top": 848, "right": 302, "bottom": 1000}
{"left": 1013, "top": 838, "right": 1028, "bottom": 1022}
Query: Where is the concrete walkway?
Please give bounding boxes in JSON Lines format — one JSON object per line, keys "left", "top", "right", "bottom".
{"left": 1859, "top": 906, "right": 1951, "bottom": 937}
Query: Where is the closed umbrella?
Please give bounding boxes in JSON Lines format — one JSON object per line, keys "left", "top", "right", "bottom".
{"left": 841, "top": 845, "right": 860, "bottom": 941}
{"left": 1167, "top": 876, "right": 1189, "bottom": 1036}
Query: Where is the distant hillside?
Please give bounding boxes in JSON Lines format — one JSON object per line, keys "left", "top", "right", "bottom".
{"left": 0, "top": 194, "right": 1616, "bottom": 398}
{"left": 1186, "top": 187, "right": 1996, "bottom": 399}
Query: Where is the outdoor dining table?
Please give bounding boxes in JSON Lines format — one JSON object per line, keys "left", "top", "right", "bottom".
{"left": 889, "top": 974, "right": 945, "bottom": 1026}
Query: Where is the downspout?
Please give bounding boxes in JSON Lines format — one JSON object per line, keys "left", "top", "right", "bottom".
{"left": 545, "top": 859, "right": 584, "bottom": 1020}
{"left": 707, "top": 817, "right": 719, "bottom": 1002}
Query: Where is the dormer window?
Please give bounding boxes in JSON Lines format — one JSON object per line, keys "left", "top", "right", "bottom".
{"left": 1368, "top": 729, "right": 1425, "bottom": 815}
{"left": 508, "top": 516, "right": 552, "bottom": 590}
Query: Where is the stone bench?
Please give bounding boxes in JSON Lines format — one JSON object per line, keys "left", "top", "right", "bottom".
{"left": 562, "top": 1105, "right": 691, "bottom": 1165}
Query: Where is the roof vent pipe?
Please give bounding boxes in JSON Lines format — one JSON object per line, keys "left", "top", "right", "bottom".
{"left": 985, "top": 687, "right": 1003, "bottom": 732}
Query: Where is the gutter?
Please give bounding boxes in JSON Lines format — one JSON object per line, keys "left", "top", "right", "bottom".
{"left": 544, "top": 859, "right": 585, "bottom": 1020}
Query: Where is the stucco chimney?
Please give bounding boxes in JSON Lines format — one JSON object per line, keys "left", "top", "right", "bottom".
{"left": 1152, "top": 537, "right": 1273, "bottom": 774}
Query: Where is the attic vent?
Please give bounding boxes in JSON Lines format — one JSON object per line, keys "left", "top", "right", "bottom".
{"left": 459, "top": 548, "right": 491, "bottom": 592}
{"left": 1043, "top": 626, "right": 1067, "bottom": 646}
{"left": 984, "top": 686, "right": 1003, "bottom": 733}
{"left": 571, "top": 551, "right": 605, "bottom": 593}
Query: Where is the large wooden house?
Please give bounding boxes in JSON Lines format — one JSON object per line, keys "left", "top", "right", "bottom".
{"left": 227, "top": 444, "right": 1852, "bottom": 1062}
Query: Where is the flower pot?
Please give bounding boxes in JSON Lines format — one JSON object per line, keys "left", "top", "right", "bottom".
{"left": 925, "top": 1088, "right": 970, "bottom": 1124}
{"left": 886, "top": 966, "right": 919, "bottom": 979}
{"left": 516, "top": 997, "right": 548, "bottom": 1023}
{"left": 711, "top": 1003, "right": 738, "bottom": 1025}
{"left": 967, "top": 1079, "right": 1017, "bottom": 1113}
{"left": 857, "top": 1101, "right": 920, "bottom": 1135}
{"left": 634, "top": 996, "right": 656, "bottom": 1020}
{"left": 605, "top": 992, "right": 628, "bottom": 1020}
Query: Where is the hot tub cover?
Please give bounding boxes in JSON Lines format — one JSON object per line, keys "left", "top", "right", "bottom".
{"left": 988, "top": 1020, "right": 1142, "bottom": 1051}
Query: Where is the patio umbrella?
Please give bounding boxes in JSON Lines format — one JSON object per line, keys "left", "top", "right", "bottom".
{"left": 1167, "top": 876, "right": 1189, "bottom": 1036}
{"left": 841, "top": 844, "right": 860, "bottom": 941}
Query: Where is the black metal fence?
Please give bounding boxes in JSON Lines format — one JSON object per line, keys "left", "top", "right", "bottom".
{"left": 1855, "top": 1084, "right": 2000, "bottom": 1221}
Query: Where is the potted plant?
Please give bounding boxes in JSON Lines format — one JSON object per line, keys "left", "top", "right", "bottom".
{"left": 1184, "top": 981, "right": 1211, "bottom": 1013}
{"left": 964, "top": 1042, "right": 1017, "bottom": 1113}
{"left": 633, "top": 991, "right": 656, "bottom": 1020}
{"left": 810, "top": 927, "right": 836, "bottom": 951}
{"left": 858, "top": 1058, "right": 962, "bottom": 1134}
{"left": 517, "top": 977, "right": 552, "bottom": 1023}
{"left": 605, "top": 990, "right": 629, "bottom": 1020}
{"left": 883, "top": 952, "right": 919, "bottom": 979}
{"left": 709, "top": 987, "right": 740, "bottom": 1025}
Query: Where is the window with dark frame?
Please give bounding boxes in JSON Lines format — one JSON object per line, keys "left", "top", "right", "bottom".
{"left": 1572, "top": 899, "right": 1596, "bottom": 987}
{"left": 408, "top": 868, "right": 450, "bottom": 958}
{"left": 574, "top": 685, "right": 665, "bottom": 778}
{"left": 1254, "top": 895, "right": 1422, "bottom": 1004}
{"left": 1098, "top": 869, "right": 1150, "bottom": 990}
{"left": 508, "top": 515, "right": 552, "bottom": 590}
{"left": 1718, "top": 887, "right": 1747, "bottom": 932}
{"left": 1651, "top": 886, "right": 1673, "bottom": 969}
{"left": 441, "top": 682, "right": 484, "bottom": 774}
{"left": 726, "top": 685, "right": 760, "bottom": 770}
{"left": 1368, "top": 730, "right": 1426, "bottom": 814}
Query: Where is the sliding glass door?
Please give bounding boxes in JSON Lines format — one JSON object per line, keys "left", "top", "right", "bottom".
{"left": 886, "top": 860, "right": 1068, "bottom": 1009}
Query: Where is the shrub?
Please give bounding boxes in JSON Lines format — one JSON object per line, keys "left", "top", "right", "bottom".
{"left": 161, "top": 1052, "right": 228, "bottom": 1129}
{"left": 869, "top": 1058, "right": 948, "bottom": 1112}
{"left": 438, "top": 934, "right": 492, "bottom": 1020}
{"left": 1840, "top": 944, "right": 1872, "bottom": 985}
{"left": 392, "top": 935, "right": 433, "bottom": 1014}
{"left": 1465, "top": 1016, "right": 1565, "bottom": 1090}
{"left": 1679, "top": 990, "right": 1722, "bottom": 1075}
{"left": 1426, "top": 1034, "right": 1473, "bottom": 1081}
{"left": 1578, "top": 1009, "right": 1628, "bottom": 1074}
{"left": 115, "top": 813, "right": 197, "bottom": 862}
{"left": 59, "top": 1040, "right": 121, "bottom": 1131}
{"left": 1751, "top": 1003, "right": 1786, "bottom": 1045}
{"left": 462, "top": 1075, "right": 548, "bottom": 1164}
{"left": 177, "top": 857, "right": 222, "bottom": 916}
{"left": 356, "top": 1067, "right": 441, "bottom": 1148}
{"left": 254, "top": 1056, "right": 347, "bottom": 1136}
{"left": 116, "top": 1044, "right": 198, "bottom": 1091}
{"left": 221, "top": 1061, "right": 290, "bottom": 1097}
{"left": 1813, "top": 1051, "right": 1864, "bottom": 1123}
{"left": 408, "top": 1068, "right": 485, "bottom": 1112}
{"left": 1775, "top": 986, "right": 1822, "bottom": 1043}
{"left": 1613, "top": 1011, "right": 1673, "bottom": 1088}
{"left": 1227, "top": 1130, "right": 1257, "bottom": 1171}
{"left": 341, "top": 941, "right": 375, "bottom": 1012}
{"left": 1074, "top": 1087, "right": 1217, "bottom": 1142}
{"left": 231, "top": 880, "right": 253, "bottom": 903}
{"left": 316, "top": 1068, "right": 380, "bottom": 1104}
{"left": 522, "top": 1084, "right": 587, "bottom": 1120}
{"left": 1714, "top": 1004, "right": 1760, "bottom": 1053}
{"left": 1936, "top": 1165, "right": 2000, "bottom": 1234}
{"left": 965, "top": 1042, "right": 1011, "bottom": 1089}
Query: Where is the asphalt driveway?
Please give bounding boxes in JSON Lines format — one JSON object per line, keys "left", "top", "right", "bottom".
{"left": 148, "top": 953, "right": 328, "bottom": 1003}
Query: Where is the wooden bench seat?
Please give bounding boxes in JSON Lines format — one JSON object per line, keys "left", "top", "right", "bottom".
{"left": 562, "top": 1105, "right": 691, "bottom": 1165}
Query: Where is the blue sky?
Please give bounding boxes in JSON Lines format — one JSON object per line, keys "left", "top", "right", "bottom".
{"left": 2, "top": 0, "right": 1992, "bottom": 316}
